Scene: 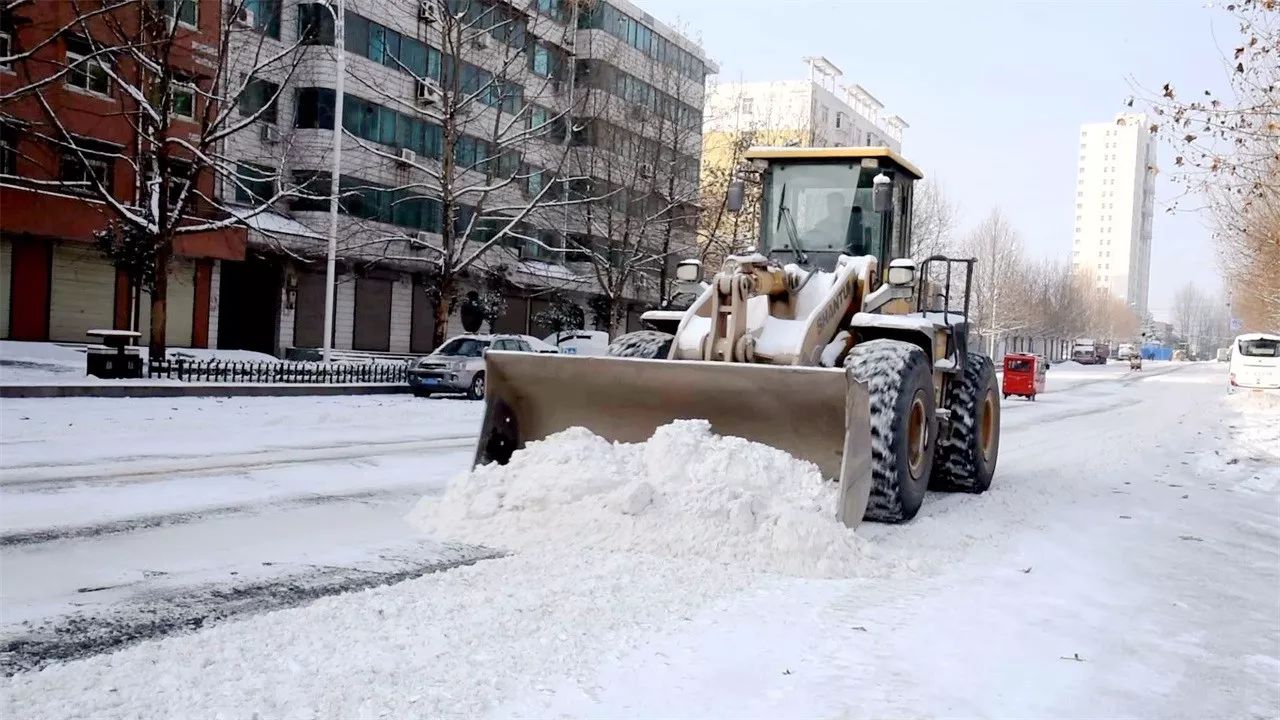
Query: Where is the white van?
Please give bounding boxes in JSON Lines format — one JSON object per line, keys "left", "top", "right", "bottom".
{"left": 1229, "top": 332, "right": 1280, "bottom": 390}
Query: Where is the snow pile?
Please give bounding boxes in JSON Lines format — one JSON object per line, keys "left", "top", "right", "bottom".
{"left": 411, "top": 420, "right": 885, "bottom": 578}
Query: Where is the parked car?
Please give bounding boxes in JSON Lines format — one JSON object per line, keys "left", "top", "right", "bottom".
{"left": 1229, "top": 332, "right": 1280, "bottom": 390}
{"left": 519, "top": 335, "right": 561, "bottom": 354}
{"left": 408, "top": 334, "right": 536, "bottom": 399}
{"left": 543, "top": 330, "right": 610, "bottom": 356}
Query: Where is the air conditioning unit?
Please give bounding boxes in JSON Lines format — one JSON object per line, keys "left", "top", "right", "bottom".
{"left": 416, "top": 78, "right": 442, "bottom": 106}
{"left": 234, "top": 6, "right": 255, "bottom": 27}
{"left": 473, "top": 33, "right": 491, "bottom": 50}
{"left": 418, "top": 0, "right": 440, "bottom": 23}
{"left": 410, "top": 231, "right": 431, "bottom": 253}
{"left": 260, "top": 125, "right": 281, "bottom": 144}
{"left": 398, "top": 147, "right": 416, "bottom": 165}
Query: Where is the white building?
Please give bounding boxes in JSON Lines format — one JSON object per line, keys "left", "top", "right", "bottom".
{"left": 704, "top": 57, "right": 905, "bottom": 151}
{"left": 1071, "top": 113, "right": 1157, "bottom": 317}
{"left": 215, "top": 0, "right": 713, "bottom": 356}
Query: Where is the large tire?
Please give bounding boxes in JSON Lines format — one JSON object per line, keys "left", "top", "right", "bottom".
{"left": 844, "top": 339, "right": 937, "bottom": 523}
{"left": 933, "top": 353, "right": 1000, "bottom": 493}
{"left": 608, "top": 330, "right": 674, "bottom": 359}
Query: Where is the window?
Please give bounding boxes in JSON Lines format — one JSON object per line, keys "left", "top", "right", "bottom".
{"left": 526, "top": 168, "right": 545, "bottom": 197}
{"left": 294, "top": 87, "right": 335, "bottom": 128}
{"left": 835, "top": 112, "right": 844, "bottom": 129}
{"left": 234, "top": 163, "right": 275, "bottom": 204}
{"left": 59, "top": 148, "right": 113, "bottom": 194}
{"left": 160, "top": 0, "right": 197, "bottom": 27}
{"left": 297, "top": 3, "right": 335, "bottom": 44}
{"left": 66, "top": 47, "right": 110, "bottom": 96}
{"left": 0, "top": 31, "right": 11, "bottom": 72}
{"left": 435, "top": 337, "right": 488, "bottom": 357}
{"left": 172, "top": 82, "right": 195, "bottom": 119}
{"left": 239, "top": 78, "right": 279, "bottom": 123}
{"left": 819, "top": 105, "right": 829, "bottom": 124}
{"left": 0, "top": 125, "right": 16, "bottom": 175}
{"left": 244, "top": 0, "right": 281, "bottom": 38}
{"left": 529, "top": 105, "right": 551, "bottom": 132}
{"left": 531, "top": 42, "right": 553, "bottom": 77}
{"left": 454, "top": 136, "right": 488, "bottom": 171}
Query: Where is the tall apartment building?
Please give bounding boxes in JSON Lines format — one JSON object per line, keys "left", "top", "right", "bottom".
{"left": 216, "top": 0, "right": 713, "bottom": 356}
{"left": 703, "top": 57, "right": 907, "bottom": 153}
{"left": 1071, "top": 113, "right": 1157, "bottom": 317}
{"left": 0, "top": 0, "right": 714, "bottom": 356}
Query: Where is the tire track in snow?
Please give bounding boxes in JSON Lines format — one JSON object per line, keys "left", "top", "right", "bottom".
{"left": 0, "top": 485, "right": 437, "bottom": 547}
{"left": 0, "top": 434, "right": 476, "bottom": 489}
{"left": 0, "top": 545, "right": 505, "bottom": 676}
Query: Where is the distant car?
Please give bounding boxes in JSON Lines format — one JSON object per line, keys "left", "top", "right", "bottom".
{"left": 408, "top": 334, "right": 535, "bottom": 400}
{"left": 543, "top": 330, "right": 610, "bottom": 356}
{"left": 1229, "top": 332, "right": 1280, "bottom": 390}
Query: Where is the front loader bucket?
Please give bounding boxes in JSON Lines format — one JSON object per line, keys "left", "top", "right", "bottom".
{"left": 474, "top": 352, "right": 874, "bottom": 528}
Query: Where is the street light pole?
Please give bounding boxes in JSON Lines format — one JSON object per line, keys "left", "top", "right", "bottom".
{"left": 322, "top": 0, "right": 346, "bottom": 363}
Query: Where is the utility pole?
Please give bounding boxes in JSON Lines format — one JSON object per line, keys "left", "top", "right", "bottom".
{"left": 322, "top": 0, "right": 346, "bottom": 362}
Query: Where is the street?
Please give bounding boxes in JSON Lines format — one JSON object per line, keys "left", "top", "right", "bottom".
{"left": 2, "top": 361, "right": 1277, "bottom": 718}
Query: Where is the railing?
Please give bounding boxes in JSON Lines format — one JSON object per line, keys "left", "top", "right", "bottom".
{"left": 147, "top": 358, "right": 408, "bottom": 384}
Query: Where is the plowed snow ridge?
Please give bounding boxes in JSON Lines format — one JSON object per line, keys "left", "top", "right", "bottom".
{"left": 411, "top": 419, "right": 901, "bottom": 578}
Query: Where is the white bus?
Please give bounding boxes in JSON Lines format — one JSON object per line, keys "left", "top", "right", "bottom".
{"left": 1229, "top": 332, "right": 1280, "bottom": 390}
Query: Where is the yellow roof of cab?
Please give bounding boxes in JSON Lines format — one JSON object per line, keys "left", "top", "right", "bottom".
{"left": 742, "top": 146, "right": 924, "bottom": 180}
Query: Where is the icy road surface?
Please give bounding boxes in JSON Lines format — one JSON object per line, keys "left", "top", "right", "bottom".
{"left": 3, "top": 361, "right": 1279, "bottom": 719}
{"left": 0, "top": 395, "right": 489, "bottom": 672}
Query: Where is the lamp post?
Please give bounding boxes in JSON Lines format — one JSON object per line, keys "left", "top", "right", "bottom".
{"left": 321, "top": 0, "right": 345, "bottom": 362}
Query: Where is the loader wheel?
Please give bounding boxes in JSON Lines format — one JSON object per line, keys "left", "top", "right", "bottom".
{"left": 608, "top": 330, "right": 674, "bottom": 359}
{"left": 844, "top": 339, "right": 936, "bottom": 523}
{"left": 933, "top": 353, "right": 1000, "bottom": 493}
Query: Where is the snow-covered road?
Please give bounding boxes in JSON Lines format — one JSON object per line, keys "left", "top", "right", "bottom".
{"left": 0, "top": 396, "right": 488, "bottom": 671}
{"left": 3, "top": 361, "right": 1278, "bottom": 719}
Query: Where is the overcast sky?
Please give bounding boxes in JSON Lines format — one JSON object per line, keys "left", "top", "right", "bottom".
{"left": 641, "top": 0, "right": 1235, "bottom": 322}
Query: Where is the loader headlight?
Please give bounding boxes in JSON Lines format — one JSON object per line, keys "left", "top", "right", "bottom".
{"left": 886, "top": 259, "right": 917, "bottom": 287}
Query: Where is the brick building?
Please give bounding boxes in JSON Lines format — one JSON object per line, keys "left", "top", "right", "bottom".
{"left": 0, "top": 0, "right": 248, "bottom": 347}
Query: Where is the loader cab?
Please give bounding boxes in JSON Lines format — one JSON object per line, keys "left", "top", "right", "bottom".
{"left": 742, "top": 147, "right": 923, "bottom": 275}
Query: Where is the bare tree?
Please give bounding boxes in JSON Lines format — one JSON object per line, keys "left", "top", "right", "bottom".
{"left": 557, "top": 33, "right": 704, "bottom": 334}
{"left": 962, "top": 208, "right": 1032, "bottom": 355}
{"left": 910, "top": 178, "right": 957, "bottom": 263}
{"left": 1132, "top": 0, "right": 1279, "bottom": 330}
{"left": 1, "top": 0, "right": 311, "bottom": 355}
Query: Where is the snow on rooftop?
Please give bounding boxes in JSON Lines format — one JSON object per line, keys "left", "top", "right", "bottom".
{"left": 226, "top": 206, "right": 324, "bottom": 240}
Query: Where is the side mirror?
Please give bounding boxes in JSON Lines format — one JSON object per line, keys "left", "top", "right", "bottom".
{"left": 872, "top": 172, "right": 892, "bottom": 214}
{"left": 675, "top": 259, "right": 702, "bottom": 282}
{"left": 726, "top": 180, "right": 745, "bottom": 213}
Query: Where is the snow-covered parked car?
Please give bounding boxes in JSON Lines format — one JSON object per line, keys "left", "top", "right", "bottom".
{"left": 543, "top": 330, "right": 610, "bottom": 356}
{"left": 408, "top": 334, "right": 536, "bottom": 399}
{"left": 519, "top": 335, "right": 561, "bottom": 353}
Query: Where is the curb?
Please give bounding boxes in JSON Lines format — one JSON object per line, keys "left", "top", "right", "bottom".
{"left": 0, "top": 384, "right": 411, "bottom": 399}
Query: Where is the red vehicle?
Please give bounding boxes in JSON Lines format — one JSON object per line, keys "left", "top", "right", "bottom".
{"left": 1002, "top": 353, "right": 1046, "bottom": 401}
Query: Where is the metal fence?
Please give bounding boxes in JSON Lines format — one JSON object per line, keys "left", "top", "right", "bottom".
{"left": 147, "top": 358, "right": 408, "bottom": 384}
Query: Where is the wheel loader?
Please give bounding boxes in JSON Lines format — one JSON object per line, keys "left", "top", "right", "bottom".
{"left": 474, "top": 146, "right": 1001, "bottom": 527}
